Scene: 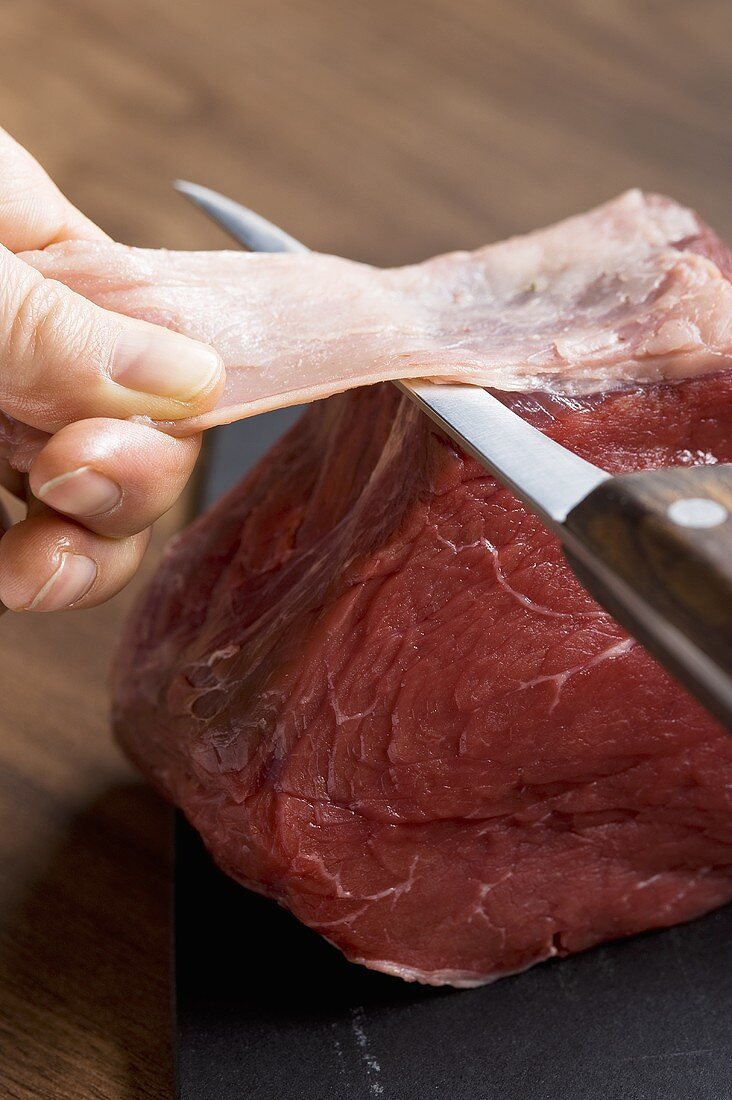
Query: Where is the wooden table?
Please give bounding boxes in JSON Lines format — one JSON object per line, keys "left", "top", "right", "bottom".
{"left": 0, "top": 1, "right": 730, "bottom": 1096}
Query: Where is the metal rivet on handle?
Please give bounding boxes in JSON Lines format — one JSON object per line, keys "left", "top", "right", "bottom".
{"left": 667, "top": 497, "right": 729, "bottom": 529}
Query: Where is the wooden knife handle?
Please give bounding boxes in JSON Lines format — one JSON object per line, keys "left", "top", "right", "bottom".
{"left": 564, "top": 464, "right": 732, "bottom": 725}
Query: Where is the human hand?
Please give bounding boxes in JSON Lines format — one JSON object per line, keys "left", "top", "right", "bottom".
{"left": 0, "top": 130, "right": 224, "bottom": 612}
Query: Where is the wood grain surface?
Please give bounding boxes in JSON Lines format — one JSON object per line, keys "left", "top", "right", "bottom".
{"left": 0, "top": 1, "right": 731, "bottom": 1097}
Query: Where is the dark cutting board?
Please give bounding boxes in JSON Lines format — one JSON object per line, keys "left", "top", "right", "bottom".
{"left": 175, "top": 412, "right": 732, "bottom": 1100}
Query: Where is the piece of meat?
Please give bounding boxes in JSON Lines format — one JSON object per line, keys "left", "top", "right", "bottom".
{"left": 3, "top": 189, "right": 732, "bottom": 470}
{"left": 112, "top": 372, "right": 732, "bottom": 986}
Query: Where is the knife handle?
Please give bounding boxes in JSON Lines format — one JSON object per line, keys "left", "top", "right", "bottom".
{"left": 563, "top": 463, "right": 732, "bottom": 727}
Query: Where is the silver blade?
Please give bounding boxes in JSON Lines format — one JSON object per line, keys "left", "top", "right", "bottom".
{"left": 174, "top": 181, "right": 309, "bottom": 255}
{"left": 175, "top": 182, "right": 610, "bottom": 530}
{"left": 394, "top": 382, "right": 608, "bottom": 527}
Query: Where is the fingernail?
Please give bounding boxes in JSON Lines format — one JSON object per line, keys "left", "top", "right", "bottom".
{"left": 111, "top": 325, "right": 223, "bottom": 401}
{"left": 36, "top": 467, "right": 121, "bottom": 518}
{"left": 27, "top": 553, "right": 97, "bottom": 611}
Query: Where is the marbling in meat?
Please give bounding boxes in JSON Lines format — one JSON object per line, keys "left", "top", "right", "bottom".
{"left": 113, "top": 372, "right": 732, "bottom": 985}
{"left": 3, "top": 189, "right": 732, "bottom": 469}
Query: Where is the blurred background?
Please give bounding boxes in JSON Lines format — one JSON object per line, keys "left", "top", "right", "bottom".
{"left": 0, "top": 1, "right": 730, "bottom": 1097}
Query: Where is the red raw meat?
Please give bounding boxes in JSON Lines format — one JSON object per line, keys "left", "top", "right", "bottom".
{"left": 113, "top": 374, "right": 732, "bottom": 986}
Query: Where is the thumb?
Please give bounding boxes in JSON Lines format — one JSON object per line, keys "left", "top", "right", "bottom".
{"left": 0, "top": 246, "right": 224, "bottom": 433}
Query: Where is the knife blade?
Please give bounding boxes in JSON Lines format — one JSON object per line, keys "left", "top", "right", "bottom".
{"left": 174, "top": 180, "right": 732, "bottom": 730}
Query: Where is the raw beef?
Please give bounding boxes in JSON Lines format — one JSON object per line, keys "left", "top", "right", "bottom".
{"left": 10, "top": 188, "right": 732, "bottom": 984}
{"left": 112, "top": 374, "right": 732, "bottom": 985}
{"left": 3, "top": 189, "right": 732, "bottom": 470}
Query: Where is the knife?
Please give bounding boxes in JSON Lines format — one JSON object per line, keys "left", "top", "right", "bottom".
{"left": 175, "top": 181, "right": 732, "bottom": 730}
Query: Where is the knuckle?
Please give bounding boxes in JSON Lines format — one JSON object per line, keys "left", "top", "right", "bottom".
{"left": 1, "top": 273, "right": 104, "bottom": 420}
{"left": 5, "top": 275, "right": 62, "bottom": 374}
{"left": 0, "top": 271, "right": 45, "bottom": 410}
{"left": 15, "top": 278, "right": 86, "bottom": 362}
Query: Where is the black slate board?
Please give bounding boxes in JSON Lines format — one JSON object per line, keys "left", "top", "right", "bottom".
{"left": 175, "top": 412, "right": 732, "bottom": 1100}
